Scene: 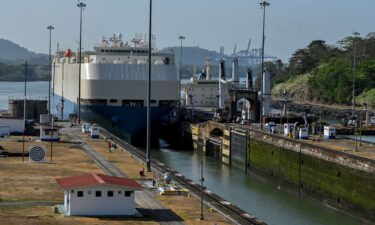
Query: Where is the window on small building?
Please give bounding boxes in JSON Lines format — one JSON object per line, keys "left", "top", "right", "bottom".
{"left": 118, "top": 191, "right": 122, "bottom": 194}
{"left": 95, "top": 191, "right": 102, "bottom": 197}
{"left": 77, "top": 191, "right": 83, "bottom": 197}
{"left": 125, "top": 191, "right": 131, "bottom": 197}
{"left": 71, "top": 190, "right": 74, "bottom": 193}
{"left": 107, "top": 191, "right": 114, "bottom": 197}
{"left": 110, "top": 99, "right": 117, "bottom": 103}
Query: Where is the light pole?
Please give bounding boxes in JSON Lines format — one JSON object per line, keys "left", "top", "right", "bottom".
{"left": 199, "top": 158, "right": 204, "bottom": 220}
{"left": 189, "top": 94, "right": 194, "bottom": 120}
{"left": 364, "top": 103, "right": 368, "bottom": 126}
{"left": 259, "top": 1, "right": 270, "bottom": 129}
{"left": 352, "top": 31, "right": 360, "bottom": 118}
{"left": 22, "top": 62, "right": 28, "bottom": 162}
{"left": 178, "top": 35, "right": 186, "bottom": 112}
{"left": 47, "top": 25, "right": 54, "bottom": 114}
{"left": 146, "top": 0, "right": 153, "bottom": 172}
{"left": 77, "top": 1, "right": 86, "bottom": 124}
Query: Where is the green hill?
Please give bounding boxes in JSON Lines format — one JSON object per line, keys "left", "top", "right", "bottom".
{"left": 269, "top": 36, "right": 375, "bottom": 107}
{"left": 0, "top": 38, "right": 48, "bottom": 64}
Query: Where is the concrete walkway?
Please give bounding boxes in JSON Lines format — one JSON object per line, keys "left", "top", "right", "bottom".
{"left": 60, "top": 125, "right": 184, "bottom": 225}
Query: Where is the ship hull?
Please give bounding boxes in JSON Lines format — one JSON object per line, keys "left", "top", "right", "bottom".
{"left": 54, "top": 94, "right": 173, "bottom": 145}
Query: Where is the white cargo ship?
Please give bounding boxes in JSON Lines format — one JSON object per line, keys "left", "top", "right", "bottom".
{"left": 53, "top": 34, "right": 179, "bottom": 143}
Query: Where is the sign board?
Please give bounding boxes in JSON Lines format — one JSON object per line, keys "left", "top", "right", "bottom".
{"left": 29, "top": 146, "right": 46, "bottom": 162}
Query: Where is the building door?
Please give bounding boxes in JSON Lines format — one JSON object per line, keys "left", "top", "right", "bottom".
{"left": 66, "top": 191, "right": 70, "bottom": 213}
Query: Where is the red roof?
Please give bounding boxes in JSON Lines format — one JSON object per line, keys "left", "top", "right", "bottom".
{"left": 56, "top": 174, "right": 143, "bottom": 190}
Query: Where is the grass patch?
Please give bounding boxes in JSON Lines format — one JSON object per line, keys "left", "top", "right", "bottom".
{"left": 272, "top": 73, "right": 311, "bottom": 101}
{"left": 356, "top": 88, "right": 375, "bottom": 106}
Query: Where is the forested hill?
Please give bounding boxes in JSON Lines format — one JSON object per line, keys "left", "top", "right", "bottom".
{"left": 0, "top": 39, "right": 49, "bottom": 81}
{"left": 268, "top": 33, "right": 375, "bottom": 106}
{"left": 0, "top": 39, "right": 48, "bottom": 64}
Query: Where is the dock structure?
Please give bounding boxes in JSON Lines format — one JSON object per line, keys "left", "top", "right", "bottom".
{"left": 188, "top": 120, "right": 375, "bottom": 222}
{"left": 7, "top": 98, "right": 47, "bottom": 120}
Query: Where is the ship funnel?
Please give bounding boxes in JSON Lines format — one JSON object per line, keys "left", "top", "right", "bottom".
{"left": 262, "top": 69, "right": 271, "bottom": 116}
{"left": 232, "top": 58, "right": 239, "bottom": 84}
{"left": 246, "top": 68, "right": 253, "bottom": 89}
{"left": 219, "top": 59, "right": 226, "bottom": 80}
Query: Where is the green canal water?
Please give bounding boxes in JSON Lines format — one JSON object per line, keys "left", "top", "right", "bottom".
{"left": 0, "top": 81, "right": 365, "bottom": 225}
{"left": 151, "top": 148, "right": 363, "bottom": 225}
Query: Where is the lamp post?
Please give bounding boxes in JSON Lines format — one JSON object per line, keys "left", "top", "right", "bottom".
{"left": 178, "top": 35, "right": 186, "bottom": 112}
{"left": 77, "top": 1, "right": 86, "bottom": 124}
{"left": 189, "top": 94, "right": 194, "bottom": 120}
{"left": 146, "top": 0, "right": 153, "bottom": 172}
{"left": 352, "top": 31, "right": 360, "bottom": 118}
{"left": 364, "top": 103, "right": 368, "bottom": 126}
{"left": 47, "top": 25, "right": 54, "bottom": 114}
{"left": 259, "top": 1, "right": 270, "bottom": 129}
{"left": 199, "top": 158, "right": 204, "bottom": 220}
{"left": 22, "top": 62, "right": 28, "bottom": 162}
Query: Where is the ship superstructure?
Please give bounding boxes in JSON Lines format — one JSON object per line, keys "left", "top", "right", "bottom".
{"left": 53, "top": 34, "right": 179, "bottom": 143}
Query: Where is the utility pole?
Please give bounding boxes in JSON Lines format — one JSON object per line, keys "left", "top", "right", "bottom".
{"left": 200, "top": 158, "right": 204, "bottom": 220}
{"left": 22, "top": 61, "right": 28, "bottom": 162}
{"left": 178, "top": 35, "right": 186, "bottom": 112}
{"left": 47, "top": 25, "right": 54, "bottom": 114}
{"left": 282, "top": 89, "right": 288, "bottom": 117}
{"left": 47, "top": 25, "right": 55, "bottom": 164}
{"left": 146, "top": 0, "right": 153, "bottom": 172}
{"left": 77, "top": 1, "right": 86, "bottom": 124}
{"left": 60, "top": 61, "right": 65, "bottom": 120}
{"left": 259, "top": 1, "right": 270, "bottom": 130}
{"left": 352, "top": 31, "right": 360, "bottom": 118}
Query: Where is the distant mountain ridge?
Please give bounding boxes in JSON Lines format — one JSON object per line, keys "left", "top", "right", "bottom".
{"left": 0, "top": 38, "right": 222, "bottom": 66}
{"left": 0, "top": 38, "right": 48, "bottom": 64}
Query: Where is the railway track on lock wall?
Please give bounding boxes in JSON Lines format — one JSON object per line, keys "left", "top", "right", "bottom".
{"left": 100, "top": 128, "right": 267, "bottom": 225}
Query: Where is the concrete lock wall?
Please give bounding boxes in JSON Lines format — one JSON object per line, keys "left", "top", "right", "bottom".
{"left": 192, "top": 122, "right": 375, "bottom": 221}
{"left": 247, "top": 132, "right": 375, "bottom": 221}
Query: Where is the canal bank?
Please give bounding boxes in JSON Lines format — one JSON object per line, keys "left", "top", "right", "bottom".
{"left": 189, "top": 121, "right": 375, "bottom": 224}
{"left": 247, "top": 131, "right": 375, "bottom": 223}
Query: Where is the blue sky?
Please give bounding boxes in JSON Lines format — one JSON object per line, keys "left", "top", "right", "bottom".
{"left": 0, "top": 0, "right": 374, "bottom": 61}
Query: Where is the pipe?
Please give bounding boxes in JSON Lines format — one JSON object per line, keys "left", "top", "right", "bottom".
{"left": 232, "top": 58, "right": 239, "bottom": 84}
{"left": 262, "top": 69, "right": 271, "bottom": 116}
{"left": 219, "top": 59, "right": 226, "bottom": 80}
{"left": 246, "top": 68, "right": 253, "bottom": 89}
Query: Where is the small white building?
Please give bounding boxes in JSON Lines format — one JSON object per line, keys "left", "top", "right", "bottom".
{"left": 284, "top": 123, "right": 294, "bottom": 137}
{"left": 40, "top": 125, "right": 60, "bottom": 142}
{"left": 370, "top": 116, "right": 375, "bottom": 125}
{"left": 81, "top": 123, "right": 91, "bottom": 133}
{"left": 0, "top": 117, "right": 24, "bottom": 133}
{"left": 299, "top": 127, "right": 309, "bottom": 139}
{"left": 90, "top": 124, "right": 99, "bottom": 139}
{"left": 56, "top": 173, "right": 143, "bottom": 216}
{"left": 0, "top": 126, "right": 10, "bottom": 137}
{"left": 324, "top": 126, "right": 336, "bottom": 139}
